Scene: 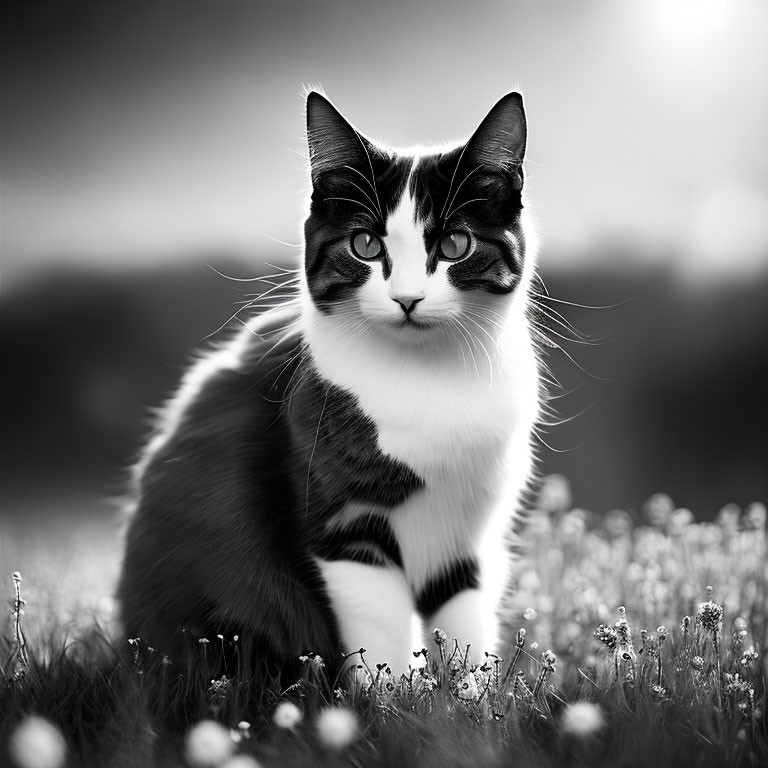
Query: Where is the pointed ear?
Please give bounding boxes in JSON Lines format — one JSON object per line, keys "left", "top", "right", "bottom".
{"left": 306, "top": 92, "right": 372, "bottom": 186}
{"left": 463, "top": 92, "right": 527, "bottom": 175}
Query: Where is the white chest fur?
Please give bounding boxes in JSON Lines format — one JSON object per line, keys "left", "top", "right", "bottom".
{"left": 303, "top": 300, "right": 540, "bottom": 592}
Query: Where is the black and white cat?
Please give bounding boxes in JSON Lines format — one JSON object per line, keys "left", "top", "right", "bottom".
{"left": 118, "top": 91, "right": 541, "bottom": 678}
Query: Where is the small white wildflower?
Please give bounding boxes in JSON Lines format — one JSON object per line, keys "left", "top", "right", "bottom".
{"left": 745, "top": 502, "right": 767, "bottom": 530}
{"left": 415, "top": 670, "right": 437, "bottom": 693}
{"left": 734, "top": 616, "right": 748, "bottom": 631}
{"left": 220, "top": 757, "right": 263, "bottom": 768}
{"left": 185, "top": 720, "right": 234, "bottom": 768}
{"left": 316, "top": 707, "right": 359, "bottom": 751}
{"left": 740, "top": 649, "right": 759, "bottom": 666}
{"left": 273, "top": 701, "right": 303, "bottom": 730}
{"left": 559, "top": 509, "right": 587, "bottom": 538}
{"left": 523, "top": 607, "right": 538, "bottom": 621}
{"left": 229, "top": 720, "right": 251, "bottom": 744}
{"left": 643, "top": 493, "right": 674, "bottom": 528}
{"left": 517, "top": 570, "right": 541, "bottom": 592}
{"left": 560, "top": 701, "right": 605, "bottom": 738}
{"left": 8, "top": 717, "right": 67, "bottom": 768}
{"left": 603, "top": 509, "right": 632, "bottom": 538}
{"left": 348, "top": 662, "right": 372, "bottom": 689}
{"left": 669, "top": 507, "right": 694, "bottom": 534}
{"left": 716, "top": 503, "right": 740, "bottom": 531}
{"left": 456, "top": 671, "right": 480, "bottom": 701}
{"left": 537, "top": 474, "right": 572, "bottom": 514}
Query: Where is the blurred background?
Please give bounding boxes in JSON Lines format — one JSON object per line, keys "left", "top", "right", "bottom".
{"left": 2, "top": 0, "right": 767, "bottom": 562}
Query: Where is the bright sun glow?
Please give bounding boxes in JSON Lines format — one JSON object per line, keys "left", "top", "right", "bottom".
{"left": 648, "top": 0, "right": 733, "bottom": 41}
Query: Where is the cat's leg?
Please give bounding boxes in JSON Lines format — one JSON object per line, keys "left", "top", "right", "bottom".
{"left": 317, "top": 559, "right": 420, "bottom": 676}
{"left": 417, "top": 558, "right": 498, "bottom": 665}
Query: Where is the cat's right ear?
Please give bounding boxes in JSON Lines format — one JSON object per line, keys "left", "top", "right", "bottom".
{"left": 306, "top": 92, "right": 372, "bottom": 187}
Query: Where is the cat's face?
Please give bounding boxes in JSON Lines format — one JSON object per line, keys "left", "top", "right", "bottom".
{"left": 303, "top": 92, "right": 532, "bottom": 351}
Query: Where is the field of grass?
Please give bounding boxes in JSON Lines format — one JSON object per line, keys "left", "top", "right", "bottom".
{"left": 1, "top": 478, "right": 766, "bottom": 768}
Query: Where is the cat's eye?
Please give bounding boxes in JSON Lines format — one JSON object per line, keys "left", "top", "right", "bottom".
{"left": 438, "top": 231, "right": 471, "bottom": 261}
{"left": 351, "top": 230, "right": 383, "bottom": 261}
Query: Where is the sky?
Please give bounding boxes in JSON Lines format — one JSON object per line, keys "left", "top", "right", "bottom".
{"left": 3, "top": 0, "right": 768, "bottom": 286}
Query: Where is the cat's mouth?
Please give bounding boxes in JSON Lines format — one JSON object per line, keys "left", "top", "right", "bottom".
{"left": 398, "top": 316, "right": 432, "bottom": 330}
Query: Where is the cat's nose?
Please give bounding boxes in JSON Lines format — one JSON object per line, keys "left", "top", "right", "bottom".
{"left": 392, "top": 296, "right": 424, "bottom": 316}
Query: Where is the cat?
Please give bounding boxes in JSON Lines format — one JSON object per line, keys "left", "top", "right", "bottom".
{"left": 118, "top": 90, "right": 541, "bottom": 680}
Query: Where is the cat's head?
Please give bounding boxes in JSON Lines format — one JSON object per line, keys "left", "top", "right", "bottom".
{"left": 302, "top": 91, "right": 535, "bottom": 352}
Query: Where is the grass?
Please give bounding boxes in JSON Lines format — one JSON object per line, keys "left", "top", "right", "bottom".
{"left": 1, "top": 478, "right": 766, "bottom": 767}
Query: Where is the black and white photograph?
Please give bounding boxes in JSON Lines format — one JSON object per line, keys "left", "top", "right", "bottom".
{"left": 2, "top": 1, "right": 767, "bottom": 766}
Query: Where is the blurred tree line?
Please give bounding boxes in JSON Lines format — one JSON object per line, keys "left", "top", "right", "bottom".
{"left": 1, "top": 254, "right": 766, "bottom": 519}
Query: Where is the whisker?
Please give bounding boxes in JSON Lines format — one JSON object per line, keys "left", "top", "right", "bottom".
{"left": 342, "top": 165, "right": 383, "bottom": 221}
{"left": 441, "top": 164, "right": 484, "bottom": 226}
{"left": 246, "top": 270, "right": 301, "bottom": 284}
{"left": 531, "top": 425, "right": 591, "bottom": 454}
{"left": 452, "top": 316, "right": 488, "bottom": 383}
{"left": 324, "top": 197, "right": 379, "bottom": 220}
{"left": 439, "top": 144, "right": 473, "bottom": 221}
{"left": 204, "top": 262, "right": 264, "bottom": 282}
{"left": 461, "top": 310, "right": 501, "bottom": 348}
{"left": 445, "top": 322, "right": 469, "bottom": 380}
{"left": 531, "top": 326, "right": 560, "bottom": 350}
{"left": 257, "top": 229, "right": 303, "bottom": 249}
{"left": 344, "top": 179, "right": 382, "bottom": 220}
{"left": 448, "top": 318, "right": 476, "bottom": 381}
{"left": 537, "top": 397, "right": 600, "bottom": 428}
{"left": 345, "top": 133, "right": 385, "bottom": 221}
{"left": 240, "top": 294, "right": 301, "bottom": 305}
{"left": 460, "top": 315, "right": 496, "bottom": 387}
{"left": 545, "top": 380, "right": 586, "bottom": 401}
{"left": 253, "top": 277, "right": 302, "bottom": 288}
{"left": 203, "top": 300, "right": 264, "bottom": 340}
{"left": 530, "top": 301, "right": 591, "bottom": 340}
{"left": 461, "top": 301, "right": 507, "bottom": 321}
{"left": 533, "top": 293, "right": 632, "bottom": 311}
{"left": 534, "top": 330, "right": 615, "bottom": 383}
{"left": 531, "top": 319, "right": 606, "bottom": 348}
{"left": 462, "top": 307, "right": 505, "bottom": 336}
{"left": 264, "top": 261, "right": 301, "bottom": 275}
{"left": 444, "top": 197, "right": 489, "bottom": 224}
{"left": 533, "top": 272, "right": 550, "bottom": 296}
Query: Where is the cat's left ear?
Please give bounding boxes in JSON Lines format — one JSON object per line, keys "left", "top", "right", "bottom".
{"left": 306, "top": 92, "right": 374, "bottom": 187}
{"left": 462, "top": 92, "right": 527, "bottom": 181}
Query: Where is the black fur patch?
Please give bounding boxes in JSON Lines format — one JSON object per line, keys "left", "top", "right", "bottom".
{"left": 119, "top": 318, "right": 423, "bottom": 677}
{"left": 119, "top": 328, "right": 344, "bottom": 675}
{"left": 288, "top": 363, "right": 425, "bottom": 515}
{"left": 415, "top": 558, "right": 480, "bottom": 616}
{"left": 316, "top": 514, "right": 403, "bottom": 567}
